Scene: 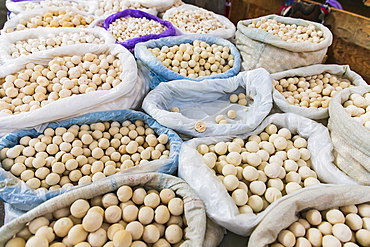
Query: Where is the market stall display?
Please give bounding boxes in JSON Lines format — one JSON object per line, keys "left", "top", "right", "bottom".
{"left": 272, "top": 64, "right": 367, "bottom": 120}
{"left": 0, "top": 172, "right": 224, "bottom": 247}
{"left": 0, "top": 110, "right": 182, "bottom": 211}
{"left": 236, "top": 14, "right": 332, "bottom": 73}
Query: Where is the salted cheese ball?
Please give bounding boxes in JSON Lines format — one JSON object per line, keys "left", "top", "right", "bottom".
{"left": 4, "top": 186, "right": 186, "bottom": 246}
{"left": 197, "top": 124, "right": 320, "bottom": 214}
{"left": 1, "top": 120, "right": 170, "bottom": 191}
{"left": 343, "top": 92, "right": 370, "bottom": 130}
{"left": 273, "top": 73, "right": 354, "bottom": 109}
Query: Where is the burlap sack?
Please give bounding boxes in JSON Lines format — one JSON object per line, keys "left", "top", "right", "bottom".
{"left": 248, "top": 185, "right": 370, "bottom": 247}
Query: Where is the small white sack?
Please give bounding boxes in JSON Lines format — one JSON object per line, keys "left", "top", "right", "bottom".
{"left": 0, "top": 27, "right": 116, "bottom": 64}
{"left": 0, "top": 44, "right": 147, "bottom": 135}
{"left": 6, "top": 0, "right": 98, "bottom": 16}
{"left": 236, "top": 14, "right": 333, "bottom": 73}
{"left": 163, "top": 4, "right": 236, "bottom": 40}
{"left": 272, "top": 64, "right": 367, "bottom": 120}
{"left": 142, "top": 69, "right": 273, "bottom": 137}
{"left": 179, "top": 113, "right": 358, "bottom": 236}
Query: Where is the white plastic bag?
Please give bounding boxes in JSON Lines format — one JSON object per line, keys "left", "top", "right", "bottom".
{"left": 272, "top": 64, "right": 367, "bottom": 120}
{"left": 163, "top": 4, "right": 236, "bottom": 40}
{"left": 6, "top": 0, "right": 98, "bottom": 16}
{"left": 142, "top": 69, "right": 273, "bottom": 137}
{"left": 236, "top": 14, "right": 333, "bottom": 73}
{"left": 179, "top": 113, "right": 358, "bottom": 236}
{"left": 0, "top": 172, "right": 224, "bottom": 247}
{"left": 0, "top": 27, "right": 116, "bottom": 64}
{"left": 0, "top": 44, "right": 148, "bottom": 135}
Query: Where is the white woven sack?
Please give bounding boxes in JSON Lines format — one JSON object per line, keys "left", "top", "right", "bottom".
{"left": 236, "top": 14, "right": 333, "bottom": 73}
{"left": 142, "top": 69, "right": 273, "bottom": 137}
{"left": 6, "top": 0, "right": 98, "bottom": 16}
{"left": 328, "top": 85, "right": 370, "bottom": 185}
{"left": 128, "top": 0, "right": 176, "bottom": 11}
{"left": 0, "top": 27, "right": 116, "bottom": 64}
{"left": 272, "top": 64, "right": 367, "bottom": 120}
{"left": 0, "top": 172, "right": 224, "bottom": 247}
{"left": 248, "top": 184, "right": 370, "bottom": 247}
{"left": 1, "top": 9, "right": 99, "bottom": 35}
{"left": 179, "top": 113, "right": 358, "bottom": 236}
{"left": 0, "top": 44, "right": 148, "bottom": 136}
{"left": 163, "top": 4, "right": 236, "bottom": 40}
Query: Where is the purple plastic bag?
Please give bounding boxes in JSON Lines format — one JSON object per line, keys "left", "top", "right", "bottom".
{"left": 103, "top": 9, "right": 176, "bottom": 51}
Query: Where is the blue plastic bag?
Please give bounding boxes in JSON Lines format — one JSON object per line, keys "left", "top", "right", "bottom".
{"left": 0, "top": 110, "right": 183, "bottom": 211}
{"left": 134, "top": 34, "right": 241, "bottom": 89}
{"left": 103, "top": 9, "right": 176, "bottom": 51}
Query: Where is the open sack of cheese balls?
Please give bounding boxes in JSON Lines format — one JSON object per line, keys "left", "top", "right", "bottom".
{"left": 248, "top": 185, "right": 370, "bottom": 247}
{"left": 0, "top": 110, "right": 182, "bottom": 211}
{"left": 179, "top": 113, "right": 358, "bottom": 236}
{"left": 142, "top": 69, "right": 273, "bottom": 137}
{"left": 0, "top": 44, "right": 148, "bottom": 136}
{"left": 0, "top": 172, "right": 224, "bottom": 247}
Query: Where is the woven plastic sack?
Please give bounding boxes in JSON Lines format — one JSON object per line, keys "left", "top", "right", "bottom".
{"left": 0, "top": 172, "right": 224, "bottom": 247}
{"left": 103, "top": 9, "right": 176, "bottom": 51}
{"left": 236, "top": 14, "right": 333, "bottom": 74}
{"left": 134, "top": 34, "right": 241, "bottom": 89}
{"left": 0, "top": 109, "right": 183, "bottom": 211}
{"left": 142, "top": 69, "right": 273, "bottom": 137}
{"left": 328, "top": 85, "right": 370, "bottom": 185}
{"left": 6, "top": 0, "right": 98, "bottom": 16}
{"left": 272, "top": 64, "right": 367, "bottom": 120}
{"left": 162, "top": 4, "right": 236, "bottom": 40}
{"left": 0, "top": 27, "right": 116, "bottom": 64}
{"left": 179, "top": 113, "right": 358, "bottom": 236}
{"left": 0, "top": 44, "right": 150, "bottom": 136}
{"left": 248, "top": 184, "right": 370, "bottom": 247}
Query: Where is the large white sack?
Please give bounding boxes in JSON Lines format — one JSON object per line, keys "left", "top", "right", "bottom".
{"left": 248, "top": 184, "right": 370, "bottom": 247}
{"left": 163, "top": 4, "right": 236, "bottom": 40}
{"left": 0, "top": 27, "right": 116, "bottom": 64}
{"left": 6, "top": 0, "right": 98, "bottom": 16}
{"left": 236, "top": 14, "right": 333, "bottom": 73}
{"left": 328, "top": 85, "right": 370, "bottom": 185}
{"left": 142, "top": 69, "right": 273, "bottom": 137}
{"left": 272, "top": 64, "right": 367, "bottom": 120}
{"left": 0, "top": 172, "right": 224, "bottom": 247}
{"left": 179, "top": 113, "right": 358, "bottom": 236}
{"left": 0, "top": 44, "right": 148, "bottom": 136}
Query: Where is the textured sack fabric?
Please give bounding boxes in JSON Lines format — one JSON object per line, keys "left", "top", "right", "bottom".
{"left": 0, "top": 110, "right": 183, "bottom": 211}
{"left": 162, "top": 4, "right": 236, "bottom": 40}
{"left": 134, "top": 34, "right": 241, "bottom": 89}
{"left": 0, "top": 172, "right": 224, "bottom": 247}
{"left": 179, "top": 113, "right": 358, "bottom": 236}
{"left": 236, "top": 14, "right": 333, "bottom": 73}
{"left": 248, "top": 185, "right": 370, "bottom": 247}
{"left": 0, "top": 27, "right": 116, "bottom": 64}
{"left": 0, "top": 44, "right": 149, "bottom": 135}
{"left": 328, "top": 85, "right": 370, "bottom": 185}
{"left": 103, "top": 9, "right": 176, "bottom": 51}
{"left": 142, "top": 69, "right": 273, "bottom": 137}
{"left": 272, "top": 64, "right": 367, "bottom": 120}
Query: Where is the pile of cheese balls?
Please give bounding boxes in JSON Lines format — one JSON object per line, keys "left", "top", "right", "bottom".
{"left": 94, "top": 0, "right": 156, "bottom": 17}
{"left": 6, "top": 10, "right": 94, "bottom": 33}
{"left": 149, "top": 40, "right": 234, "bottom": 79}
{"left": 343, "top": 92, "right": 370, "bottom": 130}
{"left": 107, "top": 17, "right": 168, "bottom": 43}
{"left": 197, "top": 124, "right": 320, "bottom": 214}
{"left": 247, "top": 17, "right": 325, "bottom": 44}
{"left": 0, "top": 53, "right": 122, "bottom": 115}
{"left": 18, "top": 0, "right": 89, "bottom": 12}
{"left": 168, "top": 8, "right": 226, "bottom": 34}
{"left": 10, "top": 32, "right": 106, "bottom": 58}
{"left": 273, "top": 73, "right": 354, "bottom": 109}
{"left": 0, "top": 120, "right": 170, "bottom": 191}
{"left": 4, "top": 185, "right": 186, "bottom": 246}
{"left": 269, "top": 203, "right": 370, "bottom": 247}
